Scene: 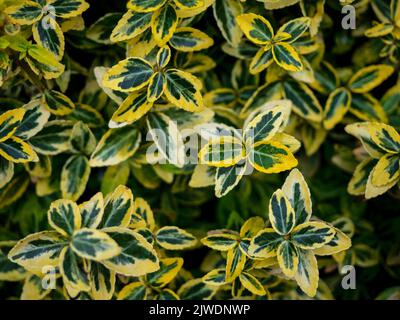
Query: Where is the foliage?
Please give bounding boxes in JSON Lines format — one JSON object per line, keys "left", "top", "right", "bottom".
{"left": 0, "top": 0, "right": 400, "bottom": 300}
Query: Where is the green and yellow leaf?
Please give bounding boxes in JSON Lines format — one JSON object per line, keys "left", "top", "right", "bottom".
{"left": 156, "top": 226, "right": 197, "bottom": 250}
{"left": 291, "top": 222, "right": 336, "bottom": 250}
{"left": 236, "top": 13, "right": 274, "bottom": 45}
{"left": 71, "top": 228, "right": 121, "bottom": 261}
{"left": 269, "top": 189, "right": 296, "bottom": 235}
{"left": 102, "top": 57, "right": 154, "bottom": 93}
{"left": 101, "top": 185, "right": 133, "bottom": 228}
{"left": 48, "top": 199, "right": 81, "bottom": 236}
{"left": 102, "top": 227, "right": 159, "bottom": 277}
{"left": 89, "top": 127, "right": 141, "bottom": 167}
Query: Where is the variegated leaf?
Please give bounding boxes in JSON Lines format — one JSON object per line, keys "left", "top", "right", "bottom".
{"left": 323, "top": 88, "right": 352, "bottom": 130}
{"left": 283, "top": 80, "right": 323, "bottom": 122}
{"left": 212, "top": 0, "right": 242, "bottom": 46}
{"left": 236, "top": 13, "right": 274, "bottom": 45}
{"left": 60, "top": 246, "right": 90, "bottom": 292}
{"left": 15, "top": 99, "right": 50, "bottom": 139}
{"left": 248, "top": 141, "right": 298, "bottom": 174}
{"left": 238, "top": 272, "right": 266, "bottom": 296}
{"left": 269, "top": 189, "right": 296, "bottom": 235}
{"left": 291, "top": 222, "right": 336, "bottom": 250}
{"left": 225, "top": 247, "right": 246, "bottom": 282}
{"left": 170, "top": 27, "right": 214, "bottom": 52}
{"left": 0, "top": 136, "right": 37, "bottom": 163}
{"left": 0, "top": 108, "right": 25, "bottom": 142}
{"left": 4, "top": 1, "right": 43, "bottom": 25}
{"left": 90, "top": 262, "right": 116, "bottom": 300}
{"left": 272, "top": 42, "right": 303, "bottom": 72}
{"left": 48, "top": 199, "right": 81, "bottom": 236}
{"left": 8, "top": 231, "right": 66, "bottom": 274}
{"left": 146, "top": 257, "right": 183, "bottom": 288}
{"left": 71, "top": 228, "right": 121, "bottom": 261}
{"left": 348, "top": 65, "right": 394, "bottom": 94}
{"left": 50, "top": 0, "right": 90, "bottom": 19}
{"left": 151, "top": 4, "right": 178, "bottom": 46}
{"left": 101, "top": 185, "right": 133, "bottom": 228}
{"left": 295, "top": 249, "right": 318, "bottom": 297}
{"left": 277, "top": 240, "right": 299, "bottom": 277}
{"left": 102, "top": 227, "right": 159, "bottom": 277}
{"left": 110, "top": 11, "right": 152, "bottom": 42}
{"left": 42, "top": 90, "right": 75, "bottom": 116}
{"left": 110, "top": 91, "right": 153, "bottom": 128}
{"left": 102, "top": 57, "right": 154, "bottom": 93}
{"left": 146, "top": 112, "right": 185, "bottom": 167}
{"left": 164, "top": 68, "right": 204, "bottom": 111}
{"left": 32, "top": 18, "right": 65, "bottom": 60}
{"left": 282, "top": 168, "right": 312, "bottom": 225}
{"left": 214, "top": 162, "right": 246, "bottom": 198}
{"left": 249, "top": 228, "right": 283, "bottom": 259}
{"left": 61, "top": 155, "right": 90, "bottom": 201}
{"left": 156, "top": 226, "right": 197, "bottom": 250}
{"left": 117, "top": 281, "right": 147, "bottom": 300}
{"left": 29, "top": 120, "right": 73, "bottom": 155}
{"left": 199, "top": 136, "right": 245, "bottom": 167}
{"left": 89, "top": 127, "right": 141, "bottom": 167}
{"left": 79, "top": 192, "right": 104, "bottom": 229}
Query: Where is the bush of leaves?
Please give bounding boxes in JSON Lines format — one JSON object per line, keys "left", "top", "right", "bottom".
{"left": 0, "top": 0, "right": 400, "bottom": 300}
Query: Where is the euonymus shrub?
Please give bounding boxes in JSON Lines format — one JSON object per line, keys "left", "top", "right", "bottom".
{"left": 0, "top": 0, "right": 400, "bottom": 300}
